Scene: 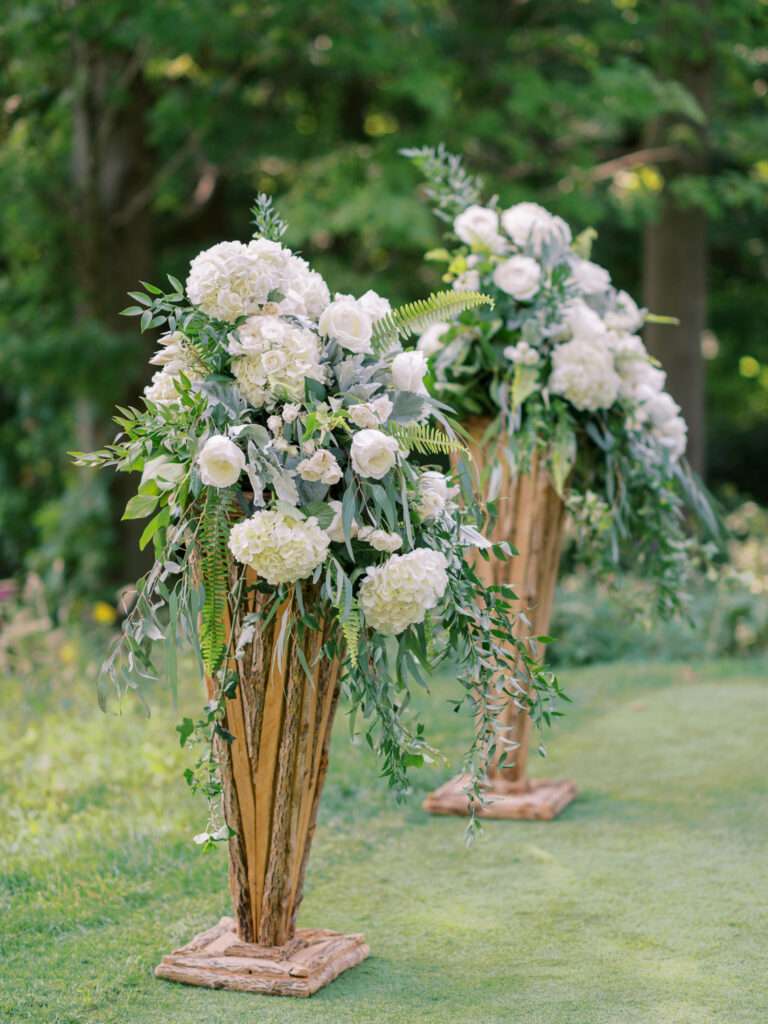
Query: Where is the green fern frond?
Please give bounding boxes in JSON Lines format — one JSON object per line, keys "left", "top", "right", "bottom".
{"left": 372, "top": 290, "right": 493, "bottom": 351}
{"left": 340, "top": 606, "right": 361, "bottom": 665}
{"left": 389, "top": 423, "right": 468, "bottom": 457}
{"left": 200, "top": 489, "right": 230, "bottom": 675}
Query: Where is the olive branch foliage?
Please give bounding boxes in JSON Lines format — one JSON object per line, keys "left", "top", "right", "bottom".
{"left": 73, "top": 204, "right": 567, "bottom": 844}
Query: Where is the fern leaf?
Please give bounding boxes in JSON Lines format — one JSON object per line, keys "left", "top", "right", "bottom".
{"left": 200, "top": 490, "right": 230, "bottom": 675}
{"left": 389, "top": 423, "right": 468, "bottom": 457}
{"left": 372, "top": 290, "right": 493, "bottom": 351}
{"left": 340, "top": 606, "right": 361, "bottom": 666}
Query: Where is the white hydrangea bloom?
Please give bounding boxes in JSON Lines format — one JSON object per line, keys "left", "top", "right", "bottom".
{"left": 359, "top": 548, "right": 449, "bottom": 636}
{"left": 500, "top": 202, "right": 571, "bottom": 255}
{"left": 229, "top": 315, "right": 324, "bottom": 408}
{"left": 570, "top": 258, "right": 611, "bottom": 296}
{"left": 563, "top": 299, "right": 609, "bottom": 344}
{"left": 548, "top": 339, "right": 620, "bottom": 411}
{"left": 228, "top": 510, "right": 330, "bottom": 585}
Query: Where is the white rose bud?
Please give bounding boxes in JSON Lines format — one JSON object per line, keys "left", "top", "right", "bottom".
{"left": 319, "top": 295, "right": 373, "bottom": 354}
{"left": 296, "top": 448, "right": 343, "bottom": 485}
{"left": 453, "top": 205, "right": 503, "bottom": 250}
{"left": 417, "top": 470, "right": 451, "bottom": 520}
{"left": 282, "top": 403, "right": 302, "bottom": 423}
{"left": 198, "top": 435, "right": 246, "bottom": 488}
{"left": 357, "top": 289, "right": 391, "bottom": 321}
{"left": 267, "top": 414, "right": 283, "bottom": 434}
{"left": 391, "top": 350, "right": 428, "bottom": 394}
{"left": 417, "top": 322, "right": 450, "bottom": 357}
{"left": 492, "top": 255, "right": 542, "bottom": 300}
{"left": 357, "top": 526, "right": 403, "bottom": 553}
{"left": 350, "top": 428, "right": 401, "bottom": 480}
{"left": 326, "top": 499, "right": 358, "bottom": 543}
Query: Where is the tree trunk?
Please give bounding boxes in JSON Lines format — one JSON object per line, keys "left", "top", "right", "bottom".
{"left": 642, "top": 0, "right": 713, "bottom": 476}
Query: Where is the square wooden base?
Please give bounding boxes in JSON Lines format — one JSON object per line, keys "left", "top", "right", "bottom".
{"left": 423, "top": 773, "right": 577, "bottom": 820}
{"left": 155, "top": 916, "right": 369, "bottom": 997}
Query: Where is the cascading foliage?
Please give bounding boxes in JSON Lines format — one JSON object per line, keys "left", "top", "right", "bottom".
{"left": 74, "top": 197, "right": 567, "bottom": 843}
{"left": 403, "top": 145, "right": 723, "bottom": 616}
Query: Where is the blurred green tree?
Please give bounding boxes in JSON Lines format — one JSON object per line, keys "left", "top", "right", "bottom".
{"left": 1, "top": 0, "right": 766, "bottom": 595}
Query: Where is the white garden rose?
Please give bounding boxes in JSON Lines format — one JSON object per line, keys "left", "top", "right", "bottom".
{"left": 453, "top": 205, "right": 503, "bottom": 250}
{"left": 417, "top": 322, "right": 451, "bottom": 357}
{"left": 358, "top": 548, "right": 449, "bottom": 636}
{"left": 500, "top": 202, "right": 572, "bottom": 255}
{"left": 228, "top": 510, "right": 330, "bottom": 585}
{"left": 296, "top": 449, "right": 342, "bottom": 485}
{"left": 318, "top": 294, "right": 373, "bottom": 353}
{"left": 348, "top": 394, "right": 393, "bottom": 429}
{"left": 391, "top": 350, "right": 428, "bottom": 394}
{"left": 229, "top": 315, "right": 323, "bottom": 408}
{"left": 357, "top": 526, "right": 403, "bottom": 553}
{"left": 548, "top": 338, "right": 620, "bottom": 411}
{"left": 357, "top": 289, "right": 391, "bottom": 321}
{"left": 570, "top": 258, "right": 611, "bottom": 296}
{"left": 605, "top": 290, "right": 645, "bottom": 333}
{"left": 350, "top": 429, "right": 401, "bottom": 479}
{"left": 198, "top": 435, "right": 246, "bottom": 488}
{"left": 492, "top": 255, "right": 542, "bottom": 300}
{"left": 416, "top": 470, "right": 451, "bottom": 520}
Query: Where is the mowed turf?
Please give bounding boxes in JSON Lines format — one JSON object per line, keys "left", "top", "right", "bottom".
{"left": 1, "top": 656, "right": 766, "bottom": 1024}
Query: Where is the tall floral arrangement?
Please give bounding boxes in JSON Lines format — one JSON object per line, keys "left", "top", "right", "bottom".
{"left": 74, "top": 197, "right": 564, "bottom": 842}
{"left": 404, "top": 147, "right": 720, "bottom": 614}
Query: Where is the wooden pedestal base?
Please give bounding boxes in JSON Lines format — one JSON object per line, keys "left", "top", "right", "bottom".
{"left": 155, "top": 916, "right": 369, "bottom": 997}
{"left": 423, "top": 774, "right": 577, "bottom": 821}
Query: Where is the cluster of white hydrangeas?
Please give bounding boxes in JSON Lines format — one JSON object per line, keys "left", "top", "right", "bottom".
{"left": 228, "top": 314, "right": 324, "bottom": 408}
{"left": 228, "top": 510, "right": 330, "bottom": 585}
{"left": 186, "top": 238, "right": 329, "bottom": 323}
{"left": 548, "top": 338, "right": 621, "bottom": 411}
{"left": 358, "top": 548, "right": 449, "bottom": 636}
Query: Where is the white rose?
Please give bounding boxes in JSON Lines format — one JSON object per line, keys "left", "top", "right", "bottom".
{"left": 417, "top": 322, "right": 450, "bottom": 357}
{"left": 326, "top": 499, "right": 358, "bottom": 543}
{"left": 453, "top": 205, "right": 503, "bottom": 250}
{"left": 267, "top": 415, "right": 283, "bottom": 434}
{"left": 357, "top": 526, "right": 403, "bottom": 553}
{"left": 198, "top": 435, "right": 246, "bottom": 488}
{"left": 282, "top": 403, "right": 302, "bottom": 423}
{"left": 417, "top": 470, "right": 451, "bottom": 520}
{"left": 357, "top": 289, "right": 391, "bottom": 321}
{"left": 570, "top": 258, "right": 611, "bottom": 295}
{"left": 296, "top": 449, "right": 343, "bottom": 485}
{"left": 391, "top": 350, "right": 428, "bottom": 394}
{"left": 500, "top": 202, "right": 572, "bottom": 255}
{"left": 348, "top": 394, "right": 393, "bottom": 429}
{"left": 492, "top": 255, "right": 542, "bottom": 300}
{"left": 319, "top": 295, "right": 373, "bottom": 354}
{"left": 350, "top": 429, "right": 401, "bottom": 479}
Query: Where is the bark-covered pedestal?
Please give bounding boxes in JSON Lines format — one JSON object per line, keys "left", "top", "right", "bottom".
{"left": 424, "top": 420, "right": 577, "bottom": 821}
{"left": 156, "top": 585, "right": 369, "bottom": 996}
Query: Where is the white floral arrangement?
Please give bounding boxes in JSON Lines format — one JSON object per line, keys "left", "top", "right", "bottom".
{"left": 405, "top": 147, "right": 721, "bottom": 614}
{"left": 74, "top": 196, "right": 564, "bottom": 839}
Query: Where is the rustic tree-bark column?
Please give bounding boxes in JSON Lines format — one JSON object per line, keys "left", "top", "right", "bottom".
{"left": 423, "top": 418, "right": 577, "bottom": 820}
{"left": 155, "top": 580, "right": 369, "bottom": 996}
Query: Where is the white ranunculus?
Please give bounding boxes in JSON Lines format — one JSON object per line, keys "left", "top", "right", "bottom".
{"left": 296, "top": 448, "right": 342, "bottom": 485}
{"left": 357, "top": 289, "right": 391, "bottom": 321}
{"left": 350, "top": 429, "right": 401, "bottom": 479}
{"left": 358, "top": 548, "right": 449, "bottom": 636}
{"left": 605, "top": 290, "right": 645, "bottom": 333}
{"left": 318, "top": 295, "right": 373, "bottom": 354}
{"left": 570, "top": 258, "right": 611, "bottom": 296}
{"left": 391, "top": 350, "right": 428, "bottom": 394}
{"left": 417, "top": 470, "right": 452, "bottom": 520}
{"left": 500, "top": 202, "right": 571, "bottom": 256}
{"left": 357, "top": 526, "right": 403, "bottom": 553}
{"left": 503, "top": 341, "right": 541, "bottom": 366}
{"left": 453, "top": 205, "right": 502, "bottom": 250}
{"left": 564, "top": 299, "right": 608, "bottom": 344}
{"left": 228, "top": 510, "right": 330, "bottom": 585}
{"left": 548, "top": 339, "right": 620, "bottom": 411}
{"left": 198, "top": 435, "right": 246, "bottom": 488}
{"left": 492, "top": 255, "right": 542, "bottom": 300}
{"left": 417, "top": 322, "right": 451, "bottom": 357}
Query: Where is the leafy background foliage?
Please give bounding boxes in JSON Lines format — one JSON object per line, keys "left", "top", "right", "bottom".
{"left": 1, "top": 0, "right": 767, "bottom": 598}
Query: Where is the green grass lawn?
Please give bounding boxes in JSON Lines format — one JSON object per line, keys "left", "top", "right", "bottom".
{"left": 2, "top": 655, "right": 767, "bottom": 1024}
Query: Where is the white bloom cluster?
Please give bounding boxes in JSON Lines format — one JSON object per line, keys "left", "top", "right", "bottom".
{"left": 186, "top": 238, "right": 329, "bottom": 323}
{"left": 144, "top": 366, "right": 203, "bottom": 405}
{"left": 359, "top": 548, "right": 449, "bottom": 636}
{"left": 296, "top": 448, "right": 342, "bottom": 484}
{"left": 549, "top": 338, "right": 620, "bottom": 412}
{"left": 228, "top": 315, "right": 324, "bottom": 408}
{"left": 228, "top": 510, "right": 330, "bottom": 585}
{"left": 348, "top": 395, "right": 393, "bottom": 428}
